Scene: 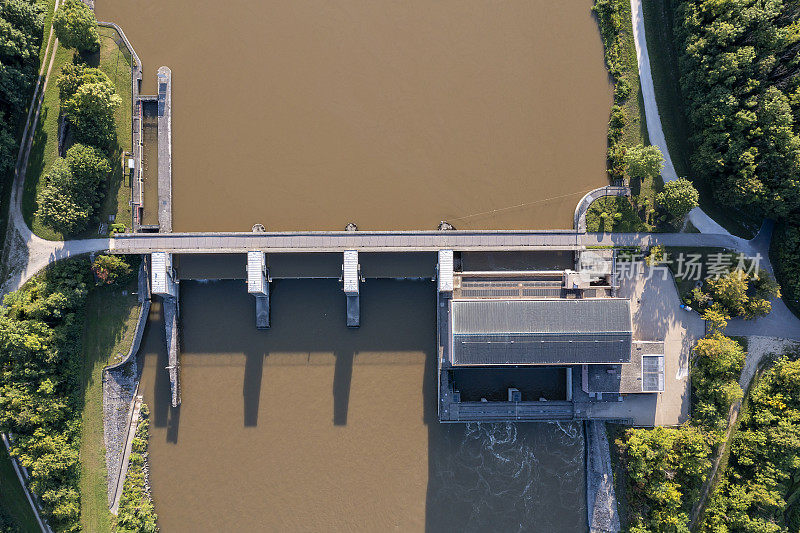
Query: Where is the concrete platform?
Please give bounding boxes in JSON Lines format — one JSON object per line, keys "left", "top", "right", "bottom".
{"left": 157, "top": 66, "right": 172, "bottom": 233}
{"left": 255, "top": 294, "right": 269, "bottom": 329}
{"left": 346, "top": 295, "right": 359, "bottom": 327}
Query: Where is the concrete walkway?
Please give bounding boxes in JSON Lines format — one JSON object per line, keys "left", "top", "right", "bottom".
{"left": 629, "top": 0, "right": 729, "bottom": 235}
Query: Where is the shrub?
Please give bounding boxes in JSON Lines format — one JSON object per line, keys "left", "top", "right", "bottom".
{"left": 91, "top": 255, "right": 133, "bottom": 285}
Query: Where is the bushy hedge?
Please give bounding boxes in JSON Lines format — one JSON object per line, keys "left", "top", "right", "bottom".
{"left": 115, "top": 404, "right": 157, "bottom": 533}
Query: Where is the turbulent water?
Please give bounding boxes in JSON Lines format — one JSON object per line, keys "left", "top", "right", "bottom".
{"left": 427, "top": 422, "right": 586, "bottom": 532}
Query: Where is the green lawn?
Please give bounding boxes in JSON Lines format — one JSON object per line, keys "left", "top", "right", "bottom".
{"left": 641, "top": 0, "right": 759, "bottom": 239}
{"left": 616, "top": 0, "right": 648, "bottom": 149}
{"left": 0, "top": 445, "right": 40, "bottom": 533}
{"left": 21, "top": 41, "right": 74, "bottom": 241}
{"left": 22, "top": 24, "right": 133, "bottom": 241}
{"left": 78, "top": 279, "right": 141, "bottom": 533}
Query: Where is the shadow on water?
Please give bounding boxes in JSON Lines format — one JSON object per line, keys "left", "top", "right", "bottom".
{"left": 332, "top": 349, "right": 354, "bottom": 425}
{"left": 144, "top": 298, "right": 181, "bottom": 442}
{"left": 242, "top": 350, "right": 264, "bottom": 426}
{"left": 139, "top": 279, "right": 587, "bottom": 530}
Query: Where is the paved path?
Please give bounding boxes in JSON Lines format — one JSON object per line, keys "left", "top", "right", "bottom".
{"left": 630, "top": 0, "right": 729, "bottom": 235}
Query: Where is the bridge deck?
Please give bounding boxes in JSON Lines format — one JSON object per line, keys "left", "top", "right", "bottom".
{"left": 108, "top": 230, "right": 748, "bottom": 254}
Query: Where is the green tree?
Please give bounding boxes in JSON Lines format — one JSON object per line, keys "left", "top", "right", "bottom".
{"left": 625, "top": 144, "right": 664, "bottom": 183}
{"left": 56, "top": 63, "right": 109, "bottom": 101}
{"left": 35, "top": 144, "right": 110, "bottom": 234}
{"left": 0, "top": 125, "right": 16, "bottom": 175}
{"left": 36, "top": 158, "right": 89, "bottom": 233}
{"left": 705, "top": 268, "right": 778, "bottom": 320}
{"left": 656, "top": 178, "right": 699, "bottom": 220}
{"left": 691, "top": 333, "right": 745, "bottom": 429}
{"left": 62, "top": 79, "right": 121, "bottom": 148}
{"left": 52, "top": 0, "right": 99, "bottom": 52}
{"left": 702, "top": 307, "right": 729, "bottom": 333}
{"left": 91, "top": 255, "right": 132, "bottom": 285}
{"left": 64, "top": 143, "right": 109, "bottom": 206}
{"left": 620, "top": 426, "right": 713, "bottom": 531}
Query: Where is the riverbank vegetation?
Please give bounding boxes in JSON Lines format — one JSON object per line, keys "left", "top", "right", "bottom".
{"left": 589, "top": 0, "right": 703, "bottom": 233}
{"left": 115, "top": 404, "right": 157, "bottom": 533}
{"left": 615, "top": 329, "right": 752, "bottom": 531}
{"left": 0, "top": 255, "right": 139, "bottom": 532}
{"left": 701, "top": 353, "right": 800, "bottom": 532}
{"left": 23, "top": 14, "right": 132, "bottom": 240}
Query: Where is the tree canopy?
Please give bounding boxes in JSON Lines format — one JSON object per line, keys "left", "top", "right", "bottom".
{"left": 657, "top": 178, "right": 699, "bottom": 220}
{"left": 691, "top": 333, "right": 745, "bottom": 430}
{"left": 52, "top": 0, "right": 99, "bottom": 52}
{"left": 0, "top": 0, "right": 43, "bottom": 175}
{"left": 625, "top": 144, "right": 665, "bottom": 183}
{"left": 702, "top": 356, "right": 800, "bottom": 532}
{"left": 36, "top": 143, "right": 110, "bottom": 234}
{"left": 62, "top": 78, "right": 121, "bottom": 148}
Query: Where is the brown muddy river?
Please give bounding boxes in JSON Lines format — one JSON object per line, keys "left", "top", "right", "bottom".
{"left": 139, "top": 281, "right": 586, "bottom": 532}
{"left": 96, "top": 0, "right": 612, "bottom": 231}
{"left": 95, "top": 0, "right": 612, "bottom": 530}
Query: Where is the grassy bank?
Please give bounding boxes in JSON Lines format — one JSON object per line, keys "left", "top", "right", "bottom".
{"left": 79, "top": 276, "right": 141, "bottom": 533}
{"left": 588, "top": 0, "right": 659, "bottom": 233}
{"left": 0, "top": 445, "right": 39, "bottom": 533}
{"left": 22, "top": 24, "right": 133, "bottom": 241}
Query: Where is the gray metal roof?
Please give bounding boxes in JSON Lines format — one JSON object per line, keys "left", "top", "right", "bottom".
{"left": 450, "top": 298, "right": 632, "bottom": 365}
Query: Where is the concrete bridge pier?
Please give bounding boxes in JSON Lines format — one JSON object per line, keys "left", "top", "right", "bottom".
{"left": 342, "top": 250, "right": 360, "bottom": 327}
{"left": 247, "top": 251, "right": 270, "bottom": 329}
{"left": 151, "top": 252, "right": 180, "bottom": 407}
